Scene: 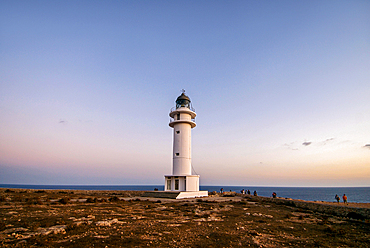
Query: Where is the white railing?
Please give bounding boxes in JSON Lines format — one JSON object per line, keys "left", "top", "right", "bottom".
{"left": 169, "top": 117, "right": 196, "bottom": 123}
{"left": 170, "top": 106, "right": 196, "bottom": 112}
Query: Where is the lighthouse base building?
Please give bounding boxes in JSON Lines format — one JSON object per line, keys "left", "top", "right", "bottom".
{"left": 163, "top": 92, "right": 208, "bottom": 199}
{"left": 164, "top": 175, "right": 207, "bottom": 199}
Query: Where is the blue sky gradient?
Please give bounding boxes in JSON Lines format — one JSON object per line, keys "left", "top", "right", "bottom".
{"left": 1, "top": 0, "right": 369, "bottom": 186}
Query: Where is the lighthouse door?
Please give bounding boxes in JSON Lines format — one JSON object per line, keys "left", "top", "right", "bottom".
{"left": 175, "top": 179, "right": 179, "bottom": 190}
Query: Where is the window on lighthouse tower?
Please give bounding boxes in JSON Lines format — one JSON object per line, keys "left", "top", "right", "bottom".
{"left": 177, "top": 113, "right": 180, "bottom": 120}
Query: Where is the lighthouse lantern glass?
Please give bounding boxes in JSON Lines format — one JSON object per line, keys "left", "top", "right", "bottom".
{"left": 176, "top": 99, "right": 190, "bottom": 109}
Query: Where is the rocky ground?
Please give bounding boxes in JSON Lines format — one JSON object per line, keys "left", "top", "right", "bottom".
{"left": 0, "top": 188, "right": 369, "bottom": 247}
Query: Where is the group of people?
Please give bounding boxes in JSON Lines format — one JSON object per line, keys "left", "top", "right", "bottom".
{"left": 240, "top": 189, "right": 258, "bottom": 196}
{"left": 220, "top": 188, "right": 257, "bottom": 196}
{"left": 220, "top": 188, "right": 349, "bottom": 203}
{"left": 335, "top": 194, "right": 348, "bottom": 203}
{"left": 242, "top": 189, "right": 275, "bottom": 198}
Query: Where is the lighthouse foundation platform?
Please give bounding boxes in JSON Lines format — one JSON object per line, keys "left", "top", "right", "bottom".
{"left": 142, "top": 190, "right": 208, "bottom": 199}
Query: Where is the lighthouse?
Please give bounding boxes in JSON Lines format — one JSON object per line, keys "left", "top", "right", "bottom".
{"left": 164, "top": 91, "right": 208, "bottom": 199}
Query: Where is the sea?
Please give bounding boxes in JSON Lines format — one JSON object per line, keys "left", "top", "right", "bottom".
{"left": 0, "top": 184, "right": 369, "bottom": 203}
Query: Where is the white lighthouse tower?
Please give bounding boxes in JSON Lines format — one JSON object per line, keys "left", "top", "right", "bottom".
{"left": 164, "top": 91, "right": 208, "bottom": 199}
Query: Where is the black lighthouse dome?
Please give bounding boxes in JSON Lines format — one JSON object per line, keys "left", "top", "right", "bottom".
{"left": 176, "top": 92, "right": 191, "bottom": 109}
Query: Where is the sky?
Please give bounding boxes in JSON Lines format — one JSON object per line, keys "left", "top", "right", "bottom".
{"left": 1, "top": 0, "right": 369, "bottom": 187}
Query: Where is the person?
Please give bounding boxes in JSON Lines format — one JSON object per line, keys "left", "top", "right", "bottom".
{"left": 241, "top": 189, "right": 245, "bottom": 194}
{"left": 343, "top": 194, "right": 347, "bottom": 203}
{"left": 253, "top": 191, "right": 257, "bottom": 196}
{"left": 272, "top": 192, "right": 277, "bottom": 198}
{"left": 247, "top": 190, "right": 250, "bottom": 195}
{"left": 335, "top": 194, "right": 340, "bottom": 203}
{"left": 220, "top": 188, "right": 223, "bottom": 194}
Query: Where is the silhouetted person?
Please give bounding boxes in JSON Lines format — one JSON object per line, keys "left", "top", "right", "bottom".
{"left": 253, "top": 191, "right": 257, "bottom": 196}
{"left": 343, "top": 194, "right": 347, "bottom": 203}
{"left": 272, "top": 192, "right": 277, "bottom": 198}
{"left": 247, "top": 190, "right": 250, "bottom": 195}
{"left": 335, "top": 194, "right": 340, "bottom": 203}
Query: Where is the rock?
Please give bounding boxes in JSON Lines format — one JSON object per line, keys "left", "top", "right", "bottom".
{"left": 96, "top": 218, "right": 120, "bottom": 227}
{"left": 193, "top": 218, "right": 207, "bottom": 222}
{"left": 252, "top": 213, "right": 273, "bottom": 218}
{"left": 2, "top": 227, "right": 29, "bottom": 234}
{"left": 156, "top": 206, "right": 167, "bottom": 211}
{"left": 168, "top": 224, "right": 182, "bottom": 227}
{"left": 39, "top": 225, "right": 67, "bottom": 235}
{"left": 16, "top": 240, "right": 27, "bottom": 245}
{"left": 94, "top": 235, "right": 109, "bottom": 238}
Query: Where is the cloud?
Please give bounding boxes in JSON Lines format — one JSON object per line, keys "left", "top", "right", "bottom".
{"left": 283, "top": 138, "right": 357, "bottom": 151}
{"left": 283, "top": 143, "right": 299, "bottom": 151}
{"left": 321, "top": 138, "right": 335, "bottom": 145}
{"left": 59, "top": 119, "right": 68, "bottom": 125}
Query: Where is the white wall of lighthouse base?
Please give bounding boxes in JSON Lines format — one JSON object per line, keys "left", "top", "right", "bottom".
{"left": 164, "top": 175, "right": 202, "bottom": 192}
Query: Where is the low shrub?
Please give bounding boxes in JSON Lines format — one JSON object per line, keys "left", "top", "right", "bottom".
{"left": 86, "top": 197, "right": 96, "bottom": 203}
{"left": 109, "top": 196, "right": 120, "bottom": 202}
{"left": 59, "top": 197, "right": 70, "bottom": 204}
{"left": 26, "top": 197, "right": 43, "bottom": 205}
{"left": 347, "top": 212, "right": 365, "bottom": 220}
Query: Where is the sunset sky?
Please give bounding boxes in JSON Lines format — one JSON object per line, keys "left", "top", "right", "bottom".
{"left": 1, "top": 1, "right": 369, "bottom": 187}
